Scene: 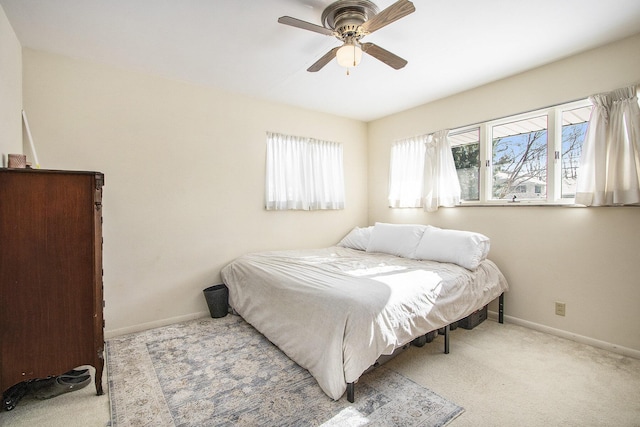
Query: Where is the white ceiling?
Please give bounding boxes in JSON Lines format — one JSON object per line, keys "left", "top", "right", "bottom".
{"left": 2, "top": 0, "right": 640, "bottom": 122}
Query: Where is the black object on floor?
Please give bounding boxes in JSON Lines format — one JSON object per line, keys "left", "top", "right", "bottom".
{"left": 32, "top": 374, "right": 92, "bottom": 400}
{"left": 2, "top": 381, "right": 28, "bottom": 411}
{"left": 61, "top": 368, "right": 89, "bottom": 378}
{"left": 1, "top": 367, "right": 93, "bottom": 411}
{"left": 459, "top": 305, "right": 488, "bottom": 329}
{"left": 203, "top": 284, "right": 229, "bottom": 318}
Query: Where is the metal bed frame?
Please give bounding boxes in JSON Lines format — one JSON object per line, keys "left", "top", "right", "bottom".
{"left": 346, "top": 292, "right": 505, "bottom": 403}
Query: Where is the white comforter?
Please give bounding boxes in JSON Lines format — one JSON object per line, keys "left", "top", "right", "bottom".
{"left": 220, "top": 246, "right": 508, "bottom": 400}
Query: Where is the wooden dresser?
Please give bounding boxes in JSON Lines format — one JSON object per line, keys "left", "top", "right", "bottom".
{"left": 0, "top": 168, "right": 104, "bottom": 396}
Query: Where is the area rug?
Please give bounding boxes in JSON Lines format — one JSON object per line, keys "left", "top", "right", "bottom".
{"left": 106, "top": 315, "right": 463, "bottom": 426}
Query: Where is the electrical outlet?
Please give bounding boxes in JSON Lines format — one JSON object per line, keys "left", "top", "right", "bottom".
{"left": 555, "top": 302, "right": 566, "bottom": 316}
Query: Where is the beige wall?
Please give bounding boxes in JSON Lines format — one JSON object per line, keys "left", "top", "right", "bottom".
{"left": 0, "top": 5, "right": 22, "bottom": 165}
{"left": 368, "top": 34, "right": 640, "bottom": 355}
{"left": 17, "top": 27, "right": 640, "bottom": 354}
{"left": 22, "top": 49, "right": 368, "bottom": 336}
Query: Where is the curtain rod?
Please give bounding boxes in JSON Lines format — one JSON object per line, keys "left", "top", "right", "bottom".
{"left": 449, "top": 81, "right": 640, "bottom": 134}
{"left": 393, "top": 82, "right": 640, "bottom": 143}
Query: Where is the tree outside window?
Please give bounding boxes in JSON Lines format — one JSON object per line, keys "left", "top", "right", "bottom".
{"left": 449, "top": 100, "right": 592, "bottom": 205}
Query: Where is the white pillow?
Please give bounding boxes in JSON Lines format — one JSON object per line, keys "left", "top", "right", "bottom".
{"left": 337, "top": 226, "right": 373, "bottom": 251}
{"left": 415, "top": 225, "right": 490, "bottom": 270}
{"left": 366, "top": 223, "right": 426, "bottom": 258}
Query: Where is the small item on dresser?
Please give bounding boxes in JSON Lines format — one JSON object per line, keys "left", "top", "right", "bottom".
{"left": 7, "top": 154, "right": 27, "bottom": 168}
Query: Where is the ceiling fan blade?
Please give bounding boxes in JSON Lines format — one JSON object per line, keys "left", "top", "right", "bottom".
{"left": 360, "top": 0, "right": 415, "bottom": 34}
{"left": 307, "top": 47, "right": 340, "bottom": 72}
{"left": 278, "top": 16, "right": 335, "bottom": 36}
{"left": 361, "top": 42, "right": 408, "bottom": 69}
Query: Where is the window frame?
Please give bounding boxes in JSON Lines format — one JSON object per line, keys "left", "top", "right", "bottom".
{"left": 450, "top": 98, "right": 593, "bottom": 206}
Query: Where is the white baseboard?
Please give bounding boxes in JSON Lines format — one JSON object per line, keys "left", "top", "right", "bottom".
{"left": 488, "top": 310, "right": 640, "bottom": 360}
{"left": 104, "top": 311, "right": 210, "bottom": 339}
{"left": 107, "top": 310, "right": 640, "bottom": 360}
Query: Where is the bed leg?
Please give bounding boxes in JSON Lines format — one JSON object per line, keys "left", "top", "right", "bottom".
{"left": 444, "top": 324, "right": 450, "bottom": 354}
{"left": 499, "top": 293, "right": 505, "bottom": 324}
{"left": 347, "top": 382, "right": 355, "bottom": 403}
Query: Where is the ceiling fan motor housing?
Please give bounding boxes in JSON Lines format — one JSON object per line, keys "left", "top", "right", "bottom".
{"left": 322, "top": 0, "right": 379, "bottom": 40}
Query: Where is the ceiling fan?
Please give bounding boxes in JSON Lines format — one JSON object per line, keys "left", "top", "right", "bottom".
{"left": 278, "top": 0, "right": 415, "bottom": 73}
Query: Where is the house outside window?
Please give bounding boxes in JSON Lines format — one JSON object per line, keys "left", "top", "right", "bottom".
{"left": 492, "top": 114, "right": 548, "bottom": 201}
{"left": 450, "top": 99, "right": 592, "bottom": 205}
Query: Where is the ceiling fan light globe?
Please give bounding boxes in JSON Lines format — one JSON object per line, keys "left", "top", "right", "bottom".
{"left": 336, "top": 44, "right": 363, "bottom": 68}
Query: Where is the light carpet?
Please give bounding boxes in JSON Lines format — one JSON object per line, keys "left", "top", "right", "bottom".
{"left": 106, "top": 315, "right": 463, "bottom": 426}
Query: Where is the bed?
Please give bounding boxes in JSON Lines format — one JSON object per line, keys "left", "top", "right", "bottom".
{"left": 221, "top": 223, "right": 509, "bottom": 402}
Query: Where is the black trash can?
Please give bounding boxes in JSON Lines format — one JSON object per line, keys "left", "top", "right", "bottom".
{"left": 203, "top": 284, "right": 228, "bottom": 318}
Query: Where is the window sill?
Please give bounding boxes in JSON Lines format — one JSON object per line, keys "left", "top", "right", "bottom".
{"left": 456, "top": 201, "right": 581, "bottom": 207}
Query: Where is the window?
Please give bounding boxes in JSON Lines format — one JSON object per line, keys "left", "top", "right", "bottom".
{"left": 450, "top": 128, "right": 480, "bottom": 201}
{"left": 492, "top": 114, "right": 548, "bottom": 201}
{"left": 560, "top": 105, "right": 591, "bottom": 199}
{"left": 265, "top": 132, "right": 344, "bottom": 210}
{"left": 449, "top": 99, "right": 593, "bottom": 205}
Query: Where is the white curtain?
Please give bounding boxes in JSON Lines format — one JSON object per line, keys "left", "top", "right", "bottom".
{"left": 265, "top": 132, "right": 344, "bottom": 210}
{"left": 387, "top": 130, "right": 461, "bottom": 211}
{"left": 306, "top": 139, "right": 345, "bottom": 210}
{"left": 575, "top": 86, "right": 640, "bottom": 206}
{"left": 388, "top": 137, "right": 426, "bottom": 207}
{"left": 423, "top": 130, "right": 461, "bottom": 212}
